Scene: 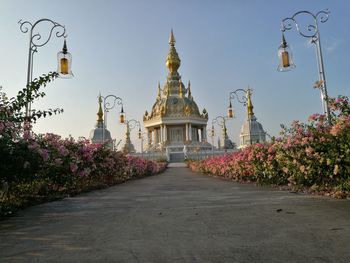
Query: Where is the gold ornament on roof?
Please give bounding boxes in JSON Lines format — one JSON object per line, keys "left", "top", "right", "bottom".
{"left": 179, "top": 79, "right": 183, "bottom": 97}
{"left": 187, "top": 80, "right": 193, "bottom": 100}
{"left": 97, "top": 93, "right": 103, "bottom": 122}
{"left": 184, "top": 105, "right": 192, "bottom": 116}
{"left": 161, "top": 105, "right": 166, "bottom": 116}
{"left": 246, "top": 88, "right": 254, "bottom": 118}
{"left": 166, "top": 30, "right": 181, "bottom": 74}
{"left": 157, "top": 81, "right": 161, "bottom": 100}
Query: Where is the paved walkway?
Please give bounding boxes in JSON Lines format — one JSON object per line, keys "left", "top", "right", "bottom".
{"left": 1, "top": 167, "right": 350, "bottom": 263}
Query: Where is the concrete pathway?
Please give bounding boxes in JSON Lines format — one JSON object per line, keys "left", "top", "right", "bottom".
{"left": 1, "top": 167, "right": 350, "bottom": 263}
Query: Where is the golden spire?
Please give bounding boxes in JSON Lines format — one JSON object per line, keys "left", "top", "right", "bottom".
{"left": 169, "top": 29, "right": 176, "bottom": 46}
{"left": 179, "top": 79, "right": 183, "bottom": 97}
{"left": 187, "top": 80, "right": 192, "bottom": 100}
{"left": 97, "top": 93, "right": 103, "bottom": 122}
{"left": 166, "top": 29, "right": 181, "bottom": 74}
{"left": 246, "top": 87, "right": 254, "bottom": 118}
{"left": 157, "top": 81, "right": 161, "bottom": 99}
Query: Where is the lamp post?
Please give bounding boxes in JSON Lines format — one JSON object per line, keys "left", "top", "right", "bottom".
{"left": 212, "top": 115, "right": 230, "bottom": 150}
{"left": 125, "top": 119, "right": 142, "bottom": 138}
{"left": 138, "top": 131, "right": 148, "bottom": 157}
{"left": 208, "top": 125, "right": 215, "bottom": 155}
{"left": 277, "top": 9, "right": 331, "bottom": 124}
{"left": 103, "top": 95, "right": 125, "bottom": 144}
{"left": 124, "top": 118, "right": 141, "bottom": 153}
{"left": 19, "top": 18, "right": 73, "bottom": 118}
{"left": 227, "top": 88, "right": 253, "bottom": 146}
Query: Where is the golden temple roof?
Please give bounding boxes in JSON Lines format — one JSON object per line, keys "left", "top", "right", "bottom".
{"left": 144, "top": 30, "right": 208, "bottom": 122}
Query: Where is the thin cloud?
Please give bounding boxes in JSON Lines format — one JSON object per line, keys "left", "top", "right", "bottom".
{"left": 324, "top": 37, "right": 341, "bottom": 53}
{"left": 303, "top": 37, "right": 341, "bottom": 54}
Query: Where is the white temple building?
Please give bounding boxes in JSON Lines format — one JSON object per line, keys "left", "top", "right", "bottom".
{"left": 143, "top": 30, "right": 211, "bottom": 160}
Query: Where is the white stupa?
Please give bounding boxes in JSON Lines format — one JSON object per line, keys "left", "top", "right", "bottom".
{"left": 89, "top": 94, "right": 113, "bottom": 148}
{"left": 239, "top": 89, "right": 266, "bottom": 148}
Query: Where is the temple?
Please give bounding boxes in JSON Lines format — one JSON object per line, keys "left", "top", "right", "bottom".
{"left": 143, "top": 30, "right": 211, "bottom": 156}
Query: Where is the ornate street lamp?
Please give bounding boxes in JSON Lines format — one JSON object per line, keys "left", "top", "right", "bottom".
{"left": 228, "top": 88, "right": 253, "bottom": 145}
{"left": 103, "top": 95, "right": 124, "bottom": 143}
{"left": 123, "top": 119, "right": 141, "bottom": 153}
{"left": 125, "top": 119, "right": 141, "bottom": 134}
{"left": 19, "top": 18, "right": 73, "bottom": 118}
{"left": 278, "top": 9, "right": 331, "bottom": 123}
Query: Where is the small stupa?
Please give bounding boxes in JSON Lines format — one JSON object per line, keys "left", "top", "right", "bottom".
{"left": 89, "top": 94, "right": 113, "bottom": 148}
{"left": 239, "top": 88, "right": 266, "bottom": 148}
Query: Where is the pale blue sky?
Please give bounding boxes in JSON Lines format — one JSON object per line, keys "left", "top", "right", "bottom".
{"left": 1, "top": 0, "right": 349, "bottom": 150}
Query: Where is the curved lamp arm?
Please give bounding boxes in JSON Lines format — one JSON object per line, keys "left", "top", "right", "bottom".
{"left": 19, "top": 18, "right": 67, "bottom": 53}
{"left": 281, "top": 9, "right": 330, "bottom": 41}
{"left": 212, "top": 115, "right": 228, "bottom": 128}
{"left": 229, "top": 89, "right": 248, "bottom": 105}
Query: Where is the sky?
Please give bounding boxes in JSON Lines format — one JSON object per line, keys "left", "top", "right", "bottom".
{"left": 1, "top": 0, "right": 350, "bottom": 151}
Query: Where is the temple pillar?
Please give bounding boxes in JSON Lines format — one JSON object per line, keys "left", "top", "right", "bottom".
{"left": 202, "top": 126, "right": 207, "bottom": 142}
{"left": 185, "top": 123, "right": 189, "bottom": 141}
{"left": 164, "top": 125, "right": 167, "bottom": 142}
{"left": 189, "top": 123, "right": 192, "bottom": 141}
{"left": 146, "top": 128, "right": 151, "bottom": 146}
{"left": 153, "top": 130, "right": 156, "bottom": 145}
{"left": 156, "top": 128, "right": 159, "bottom": 143}
{"left": 160, "top": 126, "right": 163, "bottom": 143}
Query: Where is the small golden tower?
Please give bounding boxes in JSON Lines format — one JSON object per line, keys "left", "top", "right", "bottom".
{"left": 246, "top": 88, "right": 254, "bottom": 119}
{"left": 97, "top": 93, "right": 103, "bottom": 123}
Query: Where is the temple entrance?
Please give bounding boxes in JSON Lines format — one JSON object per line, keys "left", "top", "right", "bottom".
{"left": 169, "top": 127, "right": 184, "bottom": 144}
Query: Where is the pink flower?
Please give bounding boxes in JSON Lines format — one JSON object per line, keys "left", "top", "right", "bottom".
{"left": 70, "top": 162, "right": 78, "bottom": 173}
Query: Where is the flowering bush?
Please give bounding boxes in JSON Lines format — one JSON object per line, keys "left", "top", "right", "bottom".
{"left": 0, "top": 73, "right": 167, "bottom": 217}
{"left": 188, "top": 95, "right": 350, "bottom": 198}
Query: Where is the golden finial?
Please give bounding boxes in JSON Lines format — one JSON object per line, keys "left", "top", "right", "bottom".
{"left": 166, "top": 29, "right": 181, "bottom": 73}
{"left": 187, "top": 80, "right": 192, "bottom": 100}
{"left": 246, "top": 87, "right": 254, "bottom": 118}
{"left": 179, "top": 79, "right": 183, "bottom": 97}
{"left": 169, "top": 29, "right": 176, "bottom": 46}
{"left": 157, "top": 81, "right": 161, "bottom": 99}
{"left": 97, "top": 93, "right": 103, "bottom": 122}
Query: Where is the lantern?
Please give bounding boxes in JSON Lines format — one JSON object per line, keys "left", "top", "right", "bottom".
{"left": 119, "top": 106, "right": 125, "bottom": 124}
{"left": 227, "top": 100, "right": 234, "bottom": 118}
{"left": 277, "top": 32, "right": 295, "bottom": 72}
{"left": 57, "top": 39, "right": 73, "bottom": 78}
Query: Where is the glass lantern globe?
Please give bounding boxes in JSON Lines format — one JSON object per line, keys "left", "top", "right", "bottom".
{"left": 119, "top": 106, "right": 125, "bottom": 124}
{"left": 138, "top": 128, "right": 142, "bottom": 139}
{"left": 57, "top": 39, "right": 74, "bottom": 78}
{"left": 277, "top": 33, "right": 295, "bottom": 72}
{"left": 210, "top": 125, "right": 215, "bottom": 137}
{"left": 227, "top": 101, "right": 234, "bottom": 118}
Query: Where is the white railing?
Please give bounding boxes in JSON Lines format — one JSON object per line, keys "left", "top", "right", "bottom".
{"left": 130, "top": 147, "right": 238, "bottom": 162}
